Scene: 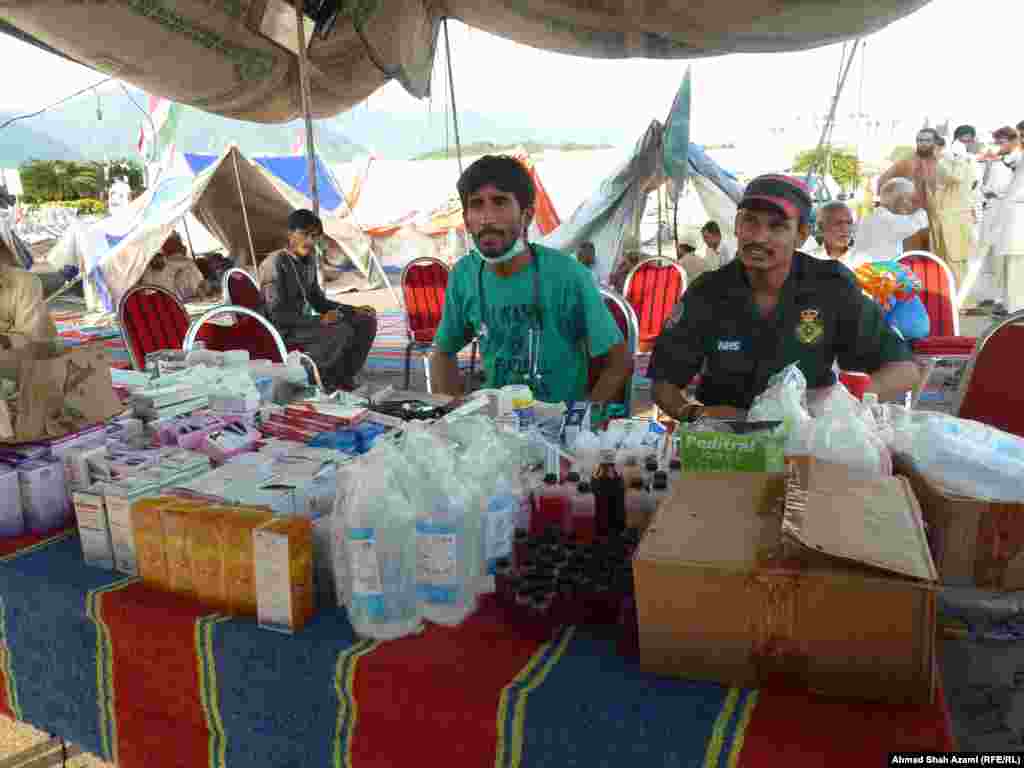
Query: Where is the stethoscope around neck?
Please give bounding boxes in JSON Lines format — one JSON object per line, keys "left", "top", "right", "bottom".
{"left": 476, "top": 242, "right": 545, "bottom": 388}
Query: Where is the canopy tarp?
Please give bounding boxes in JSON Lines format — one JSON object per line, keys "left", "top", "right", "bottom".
{"left": 184, "top": 152, "right": 346, "bottom": 213}
{"left": 47, "top": 146, "right": 377, "bottom": 311}
{"left": 1, "top": 1, "right": 931, "bottom": 123}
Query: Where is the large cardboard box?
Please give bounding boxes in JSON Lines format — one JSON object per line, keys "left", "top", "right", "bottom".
{"left": 0, "top": 344, "right": 123, "bottom": 444}
{"left": 894, "top": 455, "right": 1024, "bottom": 590}
{"left": 634, "top": 460, "right": 938, "bottom": 703}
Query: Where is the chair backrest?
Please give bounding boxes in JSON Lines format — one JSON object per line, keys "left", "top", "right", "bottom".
{"left": 899, "top": 250, "right": 960, "bottom": 337}
{"left": 587, "top": 288, "right": 640, "bottom": 410}
{"left": 183, "top": 305, "right": 288, "bottom": 363}
{"left": 118, "top": 284, "right": 191, "bottom": 370}
{"left": 955, "top": 310, "right": 1024, "bottom": 437}
{"left": 222, "top": 268, "right": 263, "bottom": 311}
{"left": 401, "top": 257, "right": 449, "bottom": 343}
{"left": 623, "top": 257, "right": 687, "bottom": 346}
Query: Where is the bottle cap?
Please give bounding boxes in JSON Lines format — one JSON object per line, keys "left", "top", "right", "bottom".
{"left": 544, "top": 473, "right": 558, "bottom": 485}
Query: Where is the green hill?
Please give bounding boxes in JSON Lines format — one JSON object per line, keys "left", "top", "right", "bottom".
{"left": 412, "top": 140, "right": 613, "bottom": 161}
{"left": 0, "top": 84, "right": 365, "bottom": 166}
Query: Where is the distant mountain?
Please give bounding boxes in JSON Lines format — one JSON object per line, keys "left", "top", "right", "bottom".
{"left": 412, "top": 140, "right": 614, "bottom": 160}
{"left": 1, "top": 84, "right": 365, "bottom": 166}
{"left": 327, "top": 106, "right": 633, "bottom": 160}
{"left": 0, "top": 120, "right": 84, "bottom": 166}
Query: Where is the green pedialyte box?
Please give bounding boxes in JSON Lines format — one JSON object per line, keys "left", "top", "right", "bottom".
{"left": 679, "top": 430, "right": 785, "bottom": 473}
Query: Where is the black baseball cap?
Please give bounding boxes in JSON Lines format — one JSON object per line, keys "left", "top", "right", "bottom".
{"left": 738, "top": 175, "right": 812, "bottom": 226}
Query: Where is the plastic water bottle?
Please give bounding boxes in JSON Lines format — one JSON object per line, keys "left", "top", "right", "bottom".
{"left": 417, "top": 491, "right": 479, "bottom": 626}
{"left": 482, "top": 475, "right": 518, "bottom": 579}
{"left": 345, "top": 486, "right": 420, "bottom": 641}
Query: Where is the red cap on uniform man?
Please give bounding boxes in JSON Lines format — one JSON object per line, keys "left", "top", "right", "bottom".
{"left": 738, "top": 174, "right": 813, "bottom": 226}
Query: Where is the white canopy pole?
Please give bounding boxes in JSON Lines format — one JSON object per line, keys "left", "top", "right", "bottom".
{"left": 231, "top": 150, "right": 258, "bottom": 269}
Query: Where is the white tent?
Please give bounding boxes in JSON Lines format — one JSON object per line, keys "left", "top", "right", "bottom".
{"left": 48, "top": 146, "right": 379, "bottom": 312}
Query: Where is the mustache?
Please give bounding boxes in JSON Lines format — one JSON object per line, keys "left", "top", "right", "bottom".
{"left": 477, "top": 227, "right": 506, "bottom": 239}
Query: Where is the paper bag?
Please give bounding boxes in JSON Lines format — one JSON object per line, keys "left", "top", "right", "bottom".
{"left": 0, "top": 343, "right": 124, "bottom": 444}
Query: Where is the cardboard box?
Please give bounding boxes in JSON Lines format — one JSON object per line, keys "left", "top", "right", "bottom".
{"left": 254, "top": 516, "right": 315, "bottom": 633}
{"left": 678, "top": 430, "right": 785, "bottom": 473}
{"left": 221, "top": 508, "right": 275, "bottom": 615}
{"left": 131, "top": 498, "right": 176, "bottom": 589}
{"left": 634, "top": 462, "right": 938, "bottom": 703}
{"left": 79, "top": 526, "right": 114, "bottom": 569}
{"left": 0, "top": 344, "right": 123, "bottom": 445}
{"left": 894, "top": 454, "right": 1024, "bottom": 590}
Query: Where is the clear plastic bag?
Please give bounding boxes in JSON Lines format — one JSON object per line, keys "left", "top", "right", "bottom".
{"left": 905, "top": 413, "right": 1024, "bottom": 502}
{"left": 337, "top": 442, "right": 422, "bottom": 641}
{"left": 748, "top": 364, "right": 813, "bottom": 453}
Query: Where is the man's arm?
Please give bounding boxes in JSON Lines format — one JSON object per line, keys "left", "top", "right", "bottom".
{"left": 647, "top": 289, "right": 709, "bottom": 420}
{"left": 836, "top": 279, "right": 919, "bottom": 402}
{"left": 428, "top": 348, "right": 465, "bottom": 396}
{"left": 262, "top": 254, "right": 320, "bottom": 332}
{"left": 876, "top": 160, "right": 909, "bottom": 194}
{"left": 866, "top": 361, "right": 923, "bottom": 403}
{"left": 589, "top": 342, "right": 629, "bottom": 405}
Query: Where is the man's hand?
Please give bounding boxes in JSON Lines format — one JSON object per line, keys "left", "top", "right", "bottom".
{"left": 321, "top": 310, "right": 339, "bottom": 325}
{"left": 701, "top": 405, "right": 742, "bottom": 419}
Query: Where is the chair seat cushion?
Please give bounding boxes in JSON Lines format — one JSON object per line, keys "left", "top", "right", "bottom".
{"left": 911, "top": 335, "right": 977, "bottom": 355}
{"left": 412, "top": 327, "right": 438, "bottom": 343}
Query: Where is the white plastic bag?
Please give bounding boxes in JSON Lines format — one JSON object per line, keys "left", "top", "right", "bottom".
{"left": 804, "top": 383, "right": 891, "bottom": 476}
{"left": 906, "top": 414, "right": 1024, "bottom": 502}
{"left": 748, "top": 364, "right": 813, "bottom": 453}
{"left": 337, "top": 443, "right": 422, "bottom": 641}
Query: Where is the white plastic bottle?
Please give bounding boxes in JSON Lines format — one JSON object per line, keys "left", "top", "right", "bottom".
{"left": 344, "top": 477, "right": 420, "bottom": 640}
{"left": 417, "top": 488, "right": 480, "bottom": 626}
{"left": 479, "top": 474, "right": 518, "bottom": 593}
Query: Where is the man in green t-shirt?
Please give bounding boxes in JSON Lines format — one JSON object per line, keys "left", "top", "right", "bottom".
{"left": 430, "top": 155, "right": 627, "bottom": 404}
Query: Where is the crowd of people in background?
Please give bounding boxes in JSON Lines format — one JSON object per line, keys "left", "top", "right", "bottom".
{"left": 582, "top": 120, "right": 1024, "bottom": 318}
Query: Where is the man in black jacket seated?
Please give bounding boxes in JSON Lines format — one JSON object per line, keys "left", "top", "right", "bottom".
{"left": 261, "top": 209, "right": 377, "bottom": 391}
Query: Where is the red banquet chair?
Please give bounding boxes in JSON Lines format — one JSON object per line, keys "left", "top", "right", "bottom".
{"left": 954, "top": 309, "right": 1024, "bottom": 437}
{"left": 182, "top": 305, "right": 287, "bottom": 362}
{"left": 400, "top": 257, "right": 451, "bottom": 391}
{"left": 587, "top": 288, "right": 640, "bottom": 414}
{"left": 118, "top": 284, "right": 192, "bottom": 371}
{"left": 623, "top": 257, "right": 688, "bottom": 353}
{"left": 898, "top": 251, "right": 977, "bottom": 409}
{"left": 221, "top": 267, "right": 262, "bottom": 311}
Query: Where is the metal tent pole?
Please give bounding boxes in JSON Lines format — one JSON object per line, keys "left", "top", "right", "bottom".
{"left": 295, "top": 0, "right": 320, "bottom": 216}
{"left": 231, "top": 150, "right": 258, "bottom": 268}
{"left": 442, "top": 18, "right": 463, "bottom": 175}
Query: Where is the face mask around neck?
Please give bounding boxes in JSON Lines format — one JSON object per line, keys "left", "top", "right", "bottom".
{"left": 477, "top": 237, "right": 527, "bottom": 265}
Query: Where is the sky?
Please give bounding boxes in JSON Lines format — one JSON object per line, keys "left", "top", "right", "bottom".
{"left": 0, "top": 0, "right": 1017, "bottom": 149}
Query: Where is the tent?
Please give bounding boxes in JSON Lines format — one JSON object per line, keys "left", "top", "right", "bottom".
{"left": 2, "top": 2, "right": 929, "bottom": 123}
{"left": 183, "top": 153, "right": 347, "bottom": 214}
{"left": 333, "top": 150, "right": 562, "bottom": 274}
{"left": 48, "top": 146, "right": 378, "bottom": 312}
{"left": 535, "top": 124, "right": 742, "bottom": 281}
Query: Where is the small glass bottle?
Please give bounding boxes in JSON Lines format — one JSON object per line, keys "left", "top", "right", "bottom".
{"left": 592, "top": 449, "right": 626, "bottom": 537}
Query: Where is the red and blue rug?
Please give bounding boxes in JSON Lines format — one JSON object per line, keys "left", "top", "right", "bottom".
{"left": 0, "top": 530, "right": 953, "bottom": 768}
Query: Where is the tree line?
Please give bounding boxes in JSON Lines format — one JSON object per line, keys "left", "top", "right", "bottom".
{"left": 16, "top": 158, "right": 145, "bottom": 204}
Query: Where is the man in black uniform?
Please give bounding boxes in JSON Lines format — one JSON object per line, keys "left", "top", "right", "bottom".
{"left": 261, "top": 209, "right": 378, "bottom": 391}
{"left": 648, "top": 175, "right": 921, "bottom": 421}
